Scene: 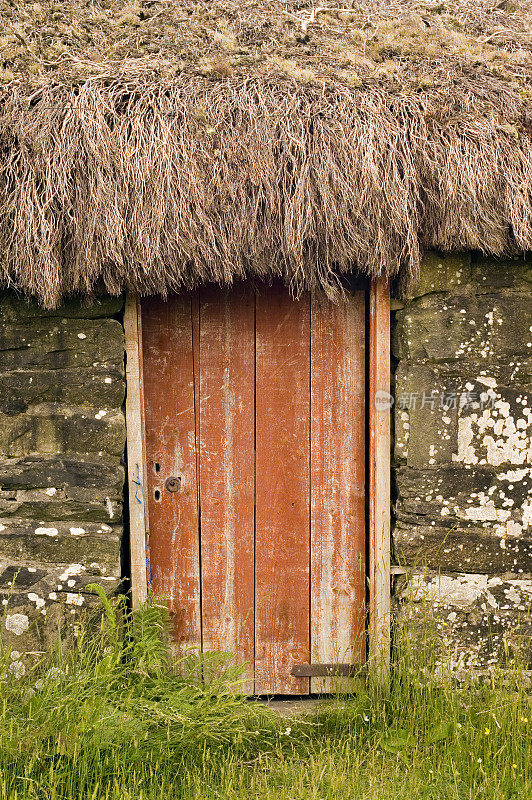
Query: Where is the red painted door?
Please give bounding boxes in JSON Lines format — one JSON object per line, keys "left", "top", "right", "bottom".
{"left": 140, "top": 282, "right": 366, "bottom": 694}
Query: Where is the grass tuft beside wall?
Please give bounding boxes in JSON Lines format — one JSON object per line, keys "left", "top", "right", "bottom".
{"left": 0, "top": 589, "right": 530, "bottom": 800}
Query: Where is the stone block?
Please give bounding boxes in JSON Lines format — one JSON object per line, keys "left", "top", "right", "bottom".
{"left": 399, "top": 571, "right": 532, "bottom": 668}
{"left": 407, "top": 252, "right": 471, "bottom": 299}
{"left": 1, "top": 591, "right": 105, "bottom": 671}
{"left": 395, "top": 465, "right": 532, "bottom": 573}
{"left": 0, "top": 318, "right": 124, "bottom": 371}
{"left": 0, "top": 292, "right": 124, "bottom": 322}
{"left": 395, "top": 369, "right": 532, "bottom": 469}
{"left": 471, "top": 255, "right": 532, "bottom": 292}
{"left": 0, "top": 525, "right": 122, "bottom": 668}
{"left": 0, "top": 561, "right": 121, "bottom": 600}
{"left": 0, "top": 455, "right": 124, "bottom": 523}
{"left": 0, "top": 454, "right": 124, "bottom": 494}
{"left": 0, "top": 405, "right": 125, "bottom": 457}
{"left": 394, "top": 523, "right": 532, "bottom": 575}
{"left": 395, "top": 357, "right": 531, "bottom": 391}
{"left": 0, "top": 518, "right": 121, "bottom": 572}
{"left": 393, "top": 292, "right": 532, "bottom": 364}
{"left": 0, "top": 368, "right": 124, "bottom": 414}
{"left": 394, "top": 364, "right": 460, "bottom": 467}
{"left": 0, "top": 491, "right": 123, "bottom": 524}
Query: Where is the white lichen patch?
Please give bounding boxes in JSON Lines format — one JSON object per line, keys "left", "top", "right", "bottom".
{"left": 35, "top": 527, "right": 58, "bottom": 537}
{"left": 5, "top": 613, "right": 29, "bottom": 635}
{"left": 410, "top": 573, "right": 532, "bottom": 612}
{"left": 497, "top": 468, "right": 529, "bottom": 482}
{"left": 44, "top": 487, "right": 57, "bottom": 496}
{"left": 453, "top": 417, "right": 478, "bottom": 464}
{"left": 69, "top": 527, "right": 85, "bottom": 536}
{"left": 66, "top": 593, "right": 84, "bottom": 606}
{"left": 458, "top": 505, "right": 510, "bottom": 523}
{"left": 410, "top": 573, "right": 488, "bottom": 608}
{"left": 453, "top": 391, "right": 531, "bottom": 467}
{"left": 105, "top": 498, "right": 115, "bottom": 519}
{"left": 477, "top": 376, "right": 497, "bottom": 389}
{"left": 395, "top": 409, "right": 410, "bottom": 458}
{"left": 493, "top": 518, "right": 524, "bottom": 541}
{"left": 522, "top": 499, "right": 532, "bottom": 527}
{"left": 58, "top": 564, "right": 83, "bottom": 582}
{"left": 27, "top": 592, "right": 45, "bottom": 609}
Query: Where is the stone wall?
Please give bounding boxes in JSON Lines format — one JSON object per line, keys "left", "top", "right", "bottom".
{"left": 0, "top": 292, "right": 125, "bottom": 675}
{"left": 393, "top": 253, "right": 532, "bottom": 668}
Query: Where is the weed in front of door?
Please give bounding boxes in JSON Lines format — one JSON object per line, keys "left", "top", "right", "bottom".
{"left": 0, "top": 590, "right": 529, "bottom": 800}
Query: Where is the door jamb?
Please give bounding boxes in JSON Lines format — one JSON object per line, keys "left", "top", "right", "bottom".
{"left": 125, "top": 282, "right": 391, "bottom": 663}
{"left": 369, "top": 278, "right": 391, "bottom": 673}
{"left": 124, "top": 293, "right": 149, "bottom": 609}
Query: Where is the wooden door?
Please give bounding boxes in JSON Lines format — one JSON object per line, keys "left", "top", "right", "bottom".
{"left": 140, "top": 282, "right": 366, "bottom": 695}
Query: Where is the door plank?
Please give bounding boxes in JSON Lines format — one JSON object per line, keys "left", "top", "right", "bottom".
{"left": 255, "top": 284, "right": 311, "bottom": 695}
{"left": 141, "top": 294, "right": 201, "bottom": 653}
{"left": 199, "top": 284, "right": 255, "bottom": 693}
{"left": 310, "top": 291, "right": 366, "bottom": 692}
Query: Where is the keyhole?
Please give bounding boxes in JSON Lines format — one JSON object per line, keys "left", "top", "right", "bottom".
{"left": 165, "top": 476, "right": 182, "bottom": 493}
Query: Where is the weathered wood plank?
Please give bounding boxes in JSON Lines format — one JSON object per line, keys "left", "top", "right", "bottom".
{"left": 141, "top": 294, "right": 201, "bottom": 653}
{"left": 310, "top": 291, "right": 366, "bottom": 692}
{"left": 124, "top": 293, "right": 148, "bottom": 609}
{"left": 198, "top": 284, "right": 255, "bottom": 692}
{"left": 369, "top": 279, "right": 391, "bottom": 675}
{"left": 255, "top": 284, "right": 311, "bottom": 695}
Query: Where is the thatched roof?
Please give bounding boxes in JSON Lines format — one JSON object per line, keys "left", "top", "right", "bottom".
{"left": 0, "top": 1, "right": 531, "bottom": 305}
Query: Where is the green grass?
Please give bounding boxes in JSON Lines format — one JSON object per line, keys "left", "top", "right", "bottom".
{"left": 0, "top": 589, "right": 530, "bottom": 800}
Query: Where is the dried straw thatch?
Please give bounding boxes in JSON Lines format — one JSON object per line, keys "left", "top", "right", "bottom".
{"left": 0, "top": 0, "right": 531, "bottom": 305}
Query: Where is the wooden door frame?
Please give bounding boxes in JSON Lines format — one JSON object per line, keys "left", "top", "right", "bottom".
{"left": 124, "top": 293, "right": 148, "bottom": 610}
{"left": 124, "top": 280, "right": 391, "bottom": 666}
{"left": 368, "top": 279, "right": 391, "bottom": 673}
